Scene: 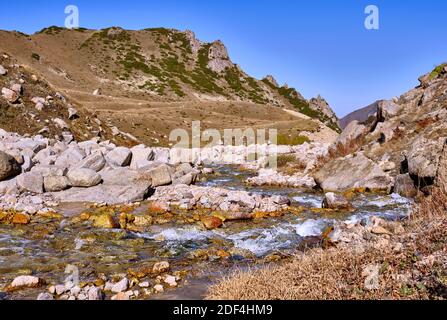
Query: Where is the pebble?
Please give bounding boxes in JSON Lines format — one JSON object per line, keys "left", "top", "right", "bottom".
{"left": 111, "top": 278, "right": 128, "bottom": 293}
{"left": 55, "top": 284, "right": 66, "bottom": 295}
{"left": 37, "top": 292, "right": 54, "bottom": 300}
{"left": 164, "top": 276, "right": 177, "bottom": 287}
{"left": 152, "top": 261, "right": 170, "bottom": 274}
{"left": 154, "top": 284, "right": 164, "bottom": 293}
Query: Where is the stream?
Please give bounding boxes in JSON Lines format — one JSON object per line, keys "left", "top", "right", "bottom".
{"left": 0, "top": 165, "right": 412, "bottom": 300}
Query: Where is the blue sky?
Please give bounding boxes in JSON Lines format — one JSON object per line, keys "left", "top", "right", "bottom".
{"left": 1, "top": 0, "right": 447, "bottom": 117}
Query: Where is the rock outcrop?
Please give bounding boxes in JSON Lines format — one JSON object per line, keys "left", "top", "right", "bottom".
{"left": 207, "top": 40, "right": 233, "bottom": 73}
{"left": 317, "top": 63, "right": 447, "bottom": 196}
{"left": 309, "top": 95, "right": 339, "bottom": 128}
{"left": 314, "top": 153, "right": 393, "bottom": 192}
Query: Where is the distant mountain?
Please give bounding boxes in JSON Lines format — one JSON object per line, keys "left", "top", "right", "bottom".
{"left": 0, "top": 26, "right": 342, "bottom": 146}
{"left": 0, "top": 26, "right": 340, "bottom": 132}
{"left": 339, "top": 100, "right": 382, "bottom": 129}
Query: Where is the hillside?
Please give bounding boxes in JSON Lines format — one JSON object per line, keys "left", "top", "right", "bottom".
{"left": 0, "top": 26, "right": 340, "bottom": 146}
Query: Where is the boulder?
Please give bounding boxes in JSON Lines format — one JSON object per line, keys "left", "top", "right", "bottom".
{"left": 100, "top": 167, "right": 142, "bottom": 186}
{"left": 174, "top": 163, "right": 194, "bottom": 176}
{"left": 172, "top": 172, "right": 195, "bottom": 185}
{"left": 153, "top": 148, "right": 170, "bottom": 163}
{"left": 0, "top": 178, "right": 19, "bottom": 195}
{"left": 1, "top": 87, "right": 19, "bottom": 103}
{"left": 16, "top": 172, "right": 44, "bottom": 194}
{"left": 93, "top": 214, "right": 119, "bottom": 229}
{"left": 105, "top": 147, "right": 132, "bottom": 167}
{"left": 333, "top": 121, "right": 366, "bottom": 147}
{"left": 31, "top": 165, "right": 65, "bottom": 177}
{"left": 55, "top": 147, "right": 85, "bottom": 169}
{"left": 44, "top": 176, "right": 70, "bottom": 192}
{"left": 201, "top": 216, "right": 223, "bottom": 230}
{"left": 407, "top": 137, "right": 445, "bottom": 179}
{"left": 146, "top": 164, "right": 172, "bottom": 187}
{"left": 322, "top": 192, "right": 352, "bottom": 210}
{"left": 0, "top": 151, "right": 21, "bottom": 181}
{"left": 272, "top": 195, "right": 291, "bottom": 206}
{"left": 76, "top": 151, "right": 106, "bottom": 172}
{"left": 7, "top": 276, "right": 43, "bottom": 291}
{"left": 51, "top": 184, "right": 152, "bottom": 204}
{"left": 314, "top": 153, "right": 394, "bottom": 192}
{"left": 129, "top": 145, "right": 155, "bottom": 170}
{"left": 394, "top": 174, "right": 417, "bottom": 198}
{"left": 378, "top": 100, "right": 401, "bottom": 120}
{"left": 67, "top": 168, "right": 102, "bottom": 187}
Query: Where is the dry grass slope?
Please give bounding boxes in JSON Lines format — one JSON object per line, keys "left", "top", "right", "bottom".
{"left": 207, "top": 191, "right": 447, "bottom": 300}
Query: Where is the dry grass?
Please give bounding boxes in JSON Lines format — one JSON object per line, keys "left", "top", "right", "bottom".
{"left": 207, "top": 191, "right": 447, "bottom": 300}
{"left": 313, "top": 134, "right": 367, "bottom": 173}
{"left": 413, "top": 189, "right": 447, "bottom": 221}
{"left": 276, "top": 154, "right": 307, "bottom": 175}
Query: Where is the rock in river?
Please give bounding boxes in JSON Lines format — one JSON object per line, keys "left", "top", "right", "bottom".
{"left": 322, "top": 192, "right": 352, "bottom": 210}
{"left": 7, "top": 276, "right": 44, "bottom": 291}
{"left": 201, "top": 216, "right": 223, "bottom": 230}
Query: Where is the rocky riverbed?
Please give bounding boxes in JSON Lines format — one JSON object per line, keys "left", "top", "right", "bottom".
{"left": 0, "top": 129, "right": 413, "bottom": 300}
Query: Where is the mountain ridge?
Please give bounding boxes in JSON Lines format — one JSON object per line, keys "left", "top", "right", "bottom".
{"left": 0, "top": 26, "right": 341, "bottom": 133}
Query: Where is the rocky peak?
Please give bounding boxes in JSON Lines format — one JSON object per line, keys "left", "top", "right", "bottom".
{"left": 264, "top": 75, "right": 279, "bottom": 87}
{"left": 207, "top": 40, "right": 233, "bottom": 73}
{"left": 309, "top": 95, "right": 339, "bottom": 127}
{"left": 418, "top": 63, "right": 447, "bottom": 88}
{"left": 106, "top": 27, "right": 125, "bottom": 39}
{"left": 184, "top": 30, "right": 202, "bottom": 55}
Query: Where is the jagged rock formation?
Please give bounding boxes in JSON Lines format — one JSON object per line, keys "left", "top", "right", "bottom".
{"left": 309, "top": 95, "right": 340, "bottom": 130}
{"left": 264, "top": 75, "right": 279, "bottom": 87}
{"left": 314, "top": 63, "right": 447, "bottom": 195}
{"left": 206, "top": 40, "right": 233, "bottom": 73}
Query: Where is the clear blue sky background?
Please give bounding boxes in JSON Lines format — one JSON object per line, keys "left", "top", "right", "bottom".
{"left": 1, "top": 0, "right": 447, "bottom": 117}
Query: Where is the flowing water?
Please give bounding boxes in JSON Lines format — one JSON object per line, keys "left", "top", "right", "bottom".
{"left": 0, "top": 166, "right": 412, "bottom": 300}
